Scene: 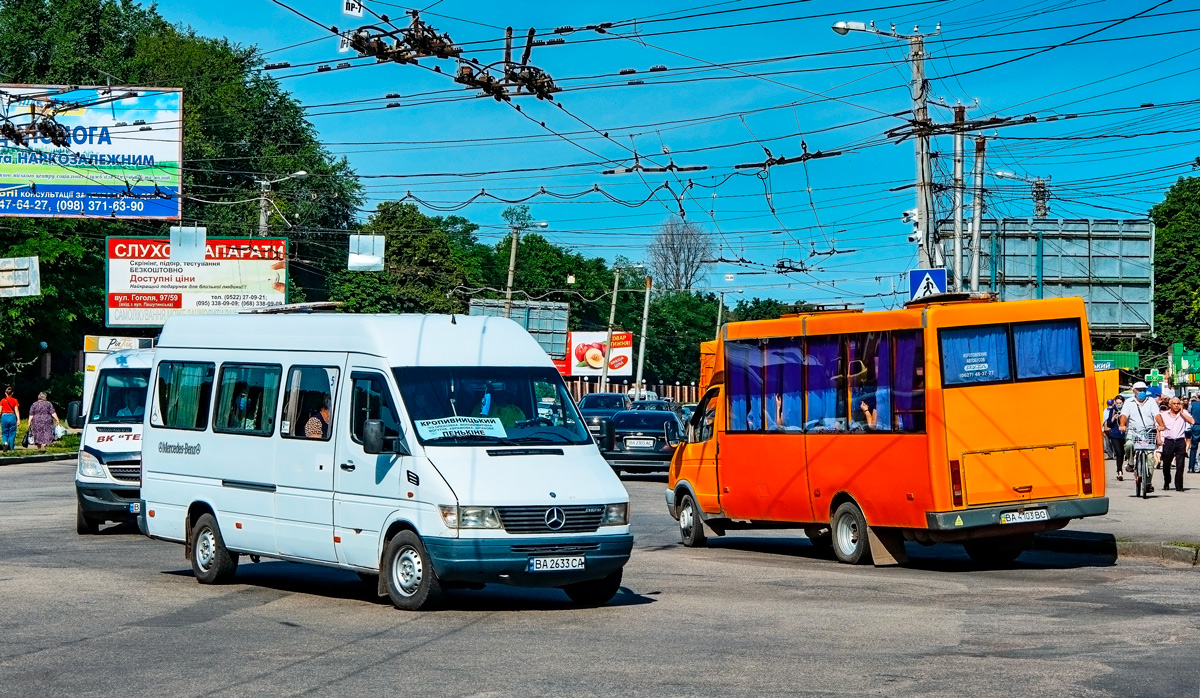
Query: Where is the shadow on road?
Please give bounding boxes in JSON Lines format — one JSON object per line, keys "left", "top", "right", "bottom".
{"left": 700, "top": 533, "right": 1117, "bottom": 571}
{"left": 162, "top": 560, "right": 655, "bottom": 611}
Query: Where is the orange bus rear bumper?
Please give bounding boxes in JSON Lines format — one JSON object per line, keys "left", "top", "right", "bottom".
{"left": 925, "top": 496, "right": 1108, "bottom": 531}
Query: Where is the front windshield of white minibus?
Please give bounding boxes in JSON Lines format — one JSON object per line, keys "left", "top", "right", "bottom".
{"left": 89, "top": 369, "right": 151, "bottom": 424}
{"left": 393, "top": 366, "right": 592, "bottom": 446}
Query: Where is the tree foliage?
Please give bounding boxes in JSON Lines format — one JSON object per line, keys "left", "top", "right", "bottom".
{"left": 1149, "top": 176, "right": 1200, "bottom": 350}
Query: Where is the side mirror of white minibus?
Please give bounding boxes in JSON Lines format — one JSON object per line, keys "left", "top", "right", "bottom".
{"left": 67, "top": 401, "right": 83, "bottom": 429}
{"left": 363, "top": 419, "right": 385, "bottom": 454}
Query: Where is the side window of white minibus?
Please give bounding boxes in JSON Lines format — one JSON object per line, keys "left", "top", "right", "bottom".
{"left": 349, "top": 372, "right": 405, "bottom": 445}
{"left": 213, "top": 363, "right": 282, "bottom": 437}
{"left": 151, "top": 361, "right": 215, "bottom": 431}
{"left": 280, "top": 366, "right": 339, "bottom": 441}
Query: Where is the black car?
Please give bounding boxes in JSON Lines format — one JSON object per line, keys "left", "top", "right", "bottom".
{"left": 597, "top": 409, "right": 682, "bottom": 474}
{"left": 578, "top": 392, "right": 631, "bottom": 434}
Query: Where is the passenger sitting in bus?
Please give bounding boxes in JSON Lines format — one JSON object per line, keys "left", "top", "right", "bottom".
{"left": 305, "top": 397, "right": 331, "bottom": 439}
{"left": 857, "top": 396, "right": 878, "bottom": 430}
{"left": 115, "top": 391, "right": 144, "bottom": 418}
{"left": 471, "top": 387, "right": 526, "bottom": 428}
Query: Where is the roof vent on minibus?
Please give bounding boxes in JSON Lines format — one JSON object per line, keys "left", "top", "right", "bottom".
{"left": 904, "top": 291, "right": 997, "bottom": 308}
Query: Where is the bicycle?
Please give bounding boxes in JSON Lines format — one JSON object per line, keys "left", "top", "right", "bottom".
{"left": 1131, "top": 427, "right": 1156, "bottom": 499}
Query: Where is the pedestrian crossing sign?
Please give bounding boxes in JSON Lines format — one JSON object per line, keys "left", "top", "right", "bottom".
{"left": 909, "top": 268, "right": 947, "bottom": 301}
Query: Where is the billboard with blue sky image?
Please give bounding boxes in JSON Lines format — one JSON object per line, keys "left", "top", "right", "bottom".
{"left": 0, "top": 85, "right": 181, "bottom": 219}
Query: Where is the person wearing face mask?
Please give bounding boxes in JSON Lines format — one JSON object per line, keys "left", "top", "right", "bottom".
{"left": 1105, "top": 396, "right": 1126, "bottom": 481}
{"left": 1120, "top": 381, "right": 1159, "bottom": 491}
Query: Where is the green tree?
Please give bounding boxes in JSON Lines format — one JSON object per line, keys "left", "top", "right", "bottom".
{"left": 730, "top": 297, "right": 812, "bottom": 322}
{"left": 1148, "top": 176, "right": 1200, "bottom": 350}
{"left": 641, "top": 291, "right": 721, "bottom": 384}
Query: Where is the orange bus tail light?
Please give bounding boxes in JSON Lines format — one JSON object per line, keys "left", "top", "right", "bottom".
{"left": 1080, "top": 448, "right": 1093, "bottom": 494}
{"left": 950, "top": 459, "right": 963, "bottom": 507}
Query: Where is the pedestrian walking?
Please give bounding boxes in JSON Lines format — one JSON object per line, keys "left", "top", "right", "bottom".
{"left": 1102, "top": 399, "right": 1116, "bottom": 460}
{"left": 1157, "top": 396, "right": 1194, "bottom": 491}
{"left": 1188, "top": 395, "right": 1200, "bottom": 473}
{"left": 0, "top": 386, "right": 19, "bottom": 450}
{"left": 28, "top": 392, "right": 60, "bottom": 448}
{"left": 1106, "top": 395, "right": 1126, "bottom": 481}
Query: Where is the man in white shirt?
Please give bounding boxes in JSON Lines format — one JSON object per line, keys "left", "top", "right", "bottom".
{"left": 115, "top": 391, "right": 144, "bottom": 419}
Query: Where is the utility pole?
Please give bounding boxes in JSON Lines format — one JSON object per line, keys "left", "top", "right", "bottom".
{"left": 911, "top": 32, "right": 935, "bottom": 269}
{"left": 501, "top": 219, "right": 548, "bottom": 318}
{"left": 598, "top": 267, "right": 622, "bottom": 393}
{"left": 969, "top": 136, "right": 986, "bottom": 291}
{"left": 951, "top": 105, "right": 966, "bottom": 290}
{"left": 633, "top": 275, "right": 653, "bottom": 401}
{"left": 1033, "top": 178, "right": 1049, "bottom": 218}
{"left": 831, "top": 21, "right": 941, "bottom": 269}
{"left": 258, "top": 180, "right": 270, "bottom": 237}
{"left": 715, "top": 289, "right": 743, "bottom": 338}
{"left": 503, "top": 226, "right": 521, "bottom": 318}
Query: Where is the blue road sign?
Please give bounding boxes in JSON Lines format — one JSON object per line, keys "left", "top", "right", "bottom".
{"left": 909, "top": 268, "right": 947, "bottom": 301}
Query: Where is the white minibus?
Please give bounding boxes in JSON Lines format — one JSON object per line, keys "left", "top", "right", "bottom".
{"left": 73, "top": 349, "right": 154, "bottom": 534}
{"left": 139, "top": 313, "right": 633, "bottom": 610}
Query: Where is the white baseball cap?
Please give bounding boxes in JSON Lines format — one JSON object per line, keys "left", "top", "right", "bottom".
{"left": 1132, "top": 381, "right": 1148, "bottom": 390}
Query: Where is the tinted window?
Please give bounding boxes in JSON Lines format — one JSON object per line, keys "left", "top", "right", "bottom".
{"left": 764, "top": 338, "right": 802, "bottom": 431}
{"left": 1013, "top": 320, "right": 1083, "bottom": 380}
{"left": 940, "top": 325, "right": 1011, "bottom": 386}
{"left": 893, "top": 331, "right": 926, "bottom": 433}
{"left": 805, "top": 336, "right": 846, "bottom": 432}
{"left": 613, "top": 411, "right": 679, "bottom": 430}
{"left": 281, "top": 366, "right": 339, "bottom": 441}
{"left": 153, "top": 362, "right": 215, "bottom": 431}
{"left": 848, "top": 333, "right": 890, "bottom": 432}
{"left": 89, "top": 368, "right": 150, "bottom": 424}
{"left": 580, "top": 394, "right": 626, "bottom": 410}
{"left": 213, "top": 363, "right": 281, "bottom": 436}
{"left": 726, "top": 341, "right": 763, "bottom": 431}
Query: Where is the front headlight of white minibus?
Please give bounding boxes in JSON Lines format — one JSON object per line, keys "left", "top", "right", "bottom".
{"left": 78, "top": 451, "right": 105, "bottom": 479}
{"left": 438, "top": 505, "right": 502, "bottom": 529}
{"left": 601, "top": 502, "right": 628, "bottom": 526}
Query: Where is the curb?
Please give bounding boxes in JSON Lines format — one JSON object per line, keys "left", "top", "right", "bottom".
{"left": 1034, "top": 531, "right": 1199, "bottom": 566}
{"left": 0, "top": 453, "right": 73, "bottom": 466}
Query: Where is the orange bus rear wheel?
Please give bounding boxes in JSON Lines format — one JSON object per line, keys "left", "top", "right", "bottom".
{"left": 832, "top": 501, "right": 871, "bottom": 565}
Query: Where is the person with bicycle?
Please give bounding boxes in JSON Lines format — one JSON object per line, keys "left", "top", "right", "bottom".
{"left": 1120, "top": 381, "right": 1159, "bottom": 497}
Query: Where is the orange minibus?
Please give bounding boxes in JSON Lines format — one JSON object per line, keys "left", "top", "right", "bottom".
{"left": 666, "top": 295, "right": 1108, "bottom": 566}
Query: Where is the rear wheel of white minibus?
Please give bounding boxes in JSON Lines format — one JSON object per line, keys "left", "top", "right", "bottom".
{"left": 189, "top": 513, "right": 240, "bottom": 584}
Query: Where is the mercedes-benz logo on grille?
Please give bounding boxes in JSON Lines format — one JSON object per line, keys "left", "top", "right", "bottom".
{"left": 544, "top": 507, "right": 566, "bottom": 530}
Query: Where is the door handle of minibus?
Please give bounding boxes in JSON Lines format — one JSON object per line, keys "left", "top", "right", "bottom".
{"left": 1012, "top": 485, "right": 1032, "bottom": 493}
{"left": 340, "top": 462, "right": 356, "bottom": 472}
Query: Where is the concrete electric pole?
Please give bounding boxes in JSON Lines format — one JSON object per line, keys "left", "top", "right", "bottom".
{"left": 253, "top": 170, "right": 306, "bottom": 237}
{"left": 951, "top": 105, "right": 966, "bottom": 290}
{"left": 502, "top": 220, "right": 548, "bottom": 318}
{"left": 969, "top": 137, "right": 986, "bottom": 291}
{"left": 633, "top": 275, "right": 653, "bottom": 400}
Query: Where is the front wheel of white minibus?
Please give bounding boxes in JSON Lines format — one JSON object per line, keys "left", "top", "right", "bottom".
{"left": 190, "top": 513, "right": 239, "bottom": 584}
{"left": 832, "top": 501, "right": 871, "bottom": 565}
{"left": 383, "top": 531, "right": 444, "bottom": 611}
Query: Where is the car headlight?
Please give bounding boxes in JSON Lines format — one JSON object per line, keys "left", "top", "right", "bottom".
{"left": 78, "top": 451, "right": 105, "bottom": 479}
{"left": 438, "top": 505, "right": 502, "bottom": 529}
{"left": 601, "top": 502, "right": 628, "bottom": 526}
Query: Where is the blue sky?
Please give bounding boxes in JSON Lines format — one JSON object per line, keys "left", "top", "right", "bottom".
{"left": 150, "top": 0, "right": 1199, "bottom": 307}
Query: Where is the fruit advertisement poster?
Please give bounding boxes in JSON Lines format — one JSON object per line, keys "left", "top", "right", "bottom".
{"left": 568, "top": 331, "right": 633, "bottom": 377}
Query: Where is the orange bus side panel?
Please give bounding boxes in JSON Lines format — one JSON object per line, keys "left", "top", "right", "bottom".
{"left": 803, "top": 434, "right": 934, "bottom": 528}
{"left": 716, "top": 433, "right": 814, "bottom": 522}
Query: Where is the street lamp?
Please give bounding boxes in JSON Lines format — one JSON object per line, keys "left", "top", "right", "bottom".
{"left": 994, "top": 170, "right": 1051, "bottom": 218}
{"left": 716, "top": 289, "right": 743, "bottom": 337}
{"left": 503, "top": 220, "right": 549, "bottom": 318}
{"left": 256, "top": 170, "right": 307, "bottom": 236}
{"left": 833, "top": 19, "right": 941, "bottom": 268}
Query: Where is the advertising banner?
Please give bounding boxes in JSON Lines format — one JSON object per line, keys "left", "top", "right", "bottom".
{"left": 106, "top": 237, "right": 287, "bottom": 327}
{"left": 567, "top": 331, "right": 633, "bottom": 377}
{"left": 0, "top": 85, "right": 181, "bottom": 219}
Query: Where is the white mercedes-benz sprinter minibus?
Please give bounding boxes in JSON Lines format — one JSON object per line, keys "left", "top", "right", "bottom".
{"left": 74, "top": 349, "right": 154, "bottom": 534}
{"left": 140, "top": 313, "right": 633, "bottom": 610}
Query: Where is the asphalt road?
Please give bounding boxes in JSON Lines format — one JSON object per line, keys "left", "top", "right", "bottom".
{"left": 2, "top": 459, "right": 1199, "bottom": 698}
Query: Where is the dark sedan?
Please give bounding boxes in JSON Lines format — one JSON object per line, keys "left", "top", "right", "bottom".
{"left": 597, "top": 410, "right": 682, "bottom": 474}
{"left": 579, "top": 392, "right": 631, "bottom": 435}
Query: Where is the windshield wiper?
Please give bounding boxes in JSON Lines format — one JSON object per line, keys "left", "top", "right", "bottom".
{"left": 512, "top": 433, "right": 577, "bottom": 444}
{"left": 423, "top": 435, "right": 521, "bottom": 446}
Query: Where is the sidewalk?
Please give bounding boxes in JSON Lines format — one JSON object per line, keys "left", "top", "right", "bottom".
{"left": 1034, "top": 458, "right": 1200, "bottom": 565}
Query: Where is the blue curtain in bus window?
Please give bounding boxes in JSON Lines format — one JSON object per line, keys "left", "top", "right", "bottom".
{"left": 848, "top": 333, "right": 891, "bottom": 432}
{"left": 940, "top": 325, "right": 1011, "bottom": 386}
{"left": 1013, "top": 320, "right": 1082, "bottom": 380}
{"left": 894, "top": 331, "right": 925, "bottom": 432}
{"left": 805, "top": 336, "right": 845, "bottom": 431}
{"left": 764, "top": 338, "right": 803, "bottom": 431}
{"left": 726, "top": 342, "right": 763, "bottom": 431}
